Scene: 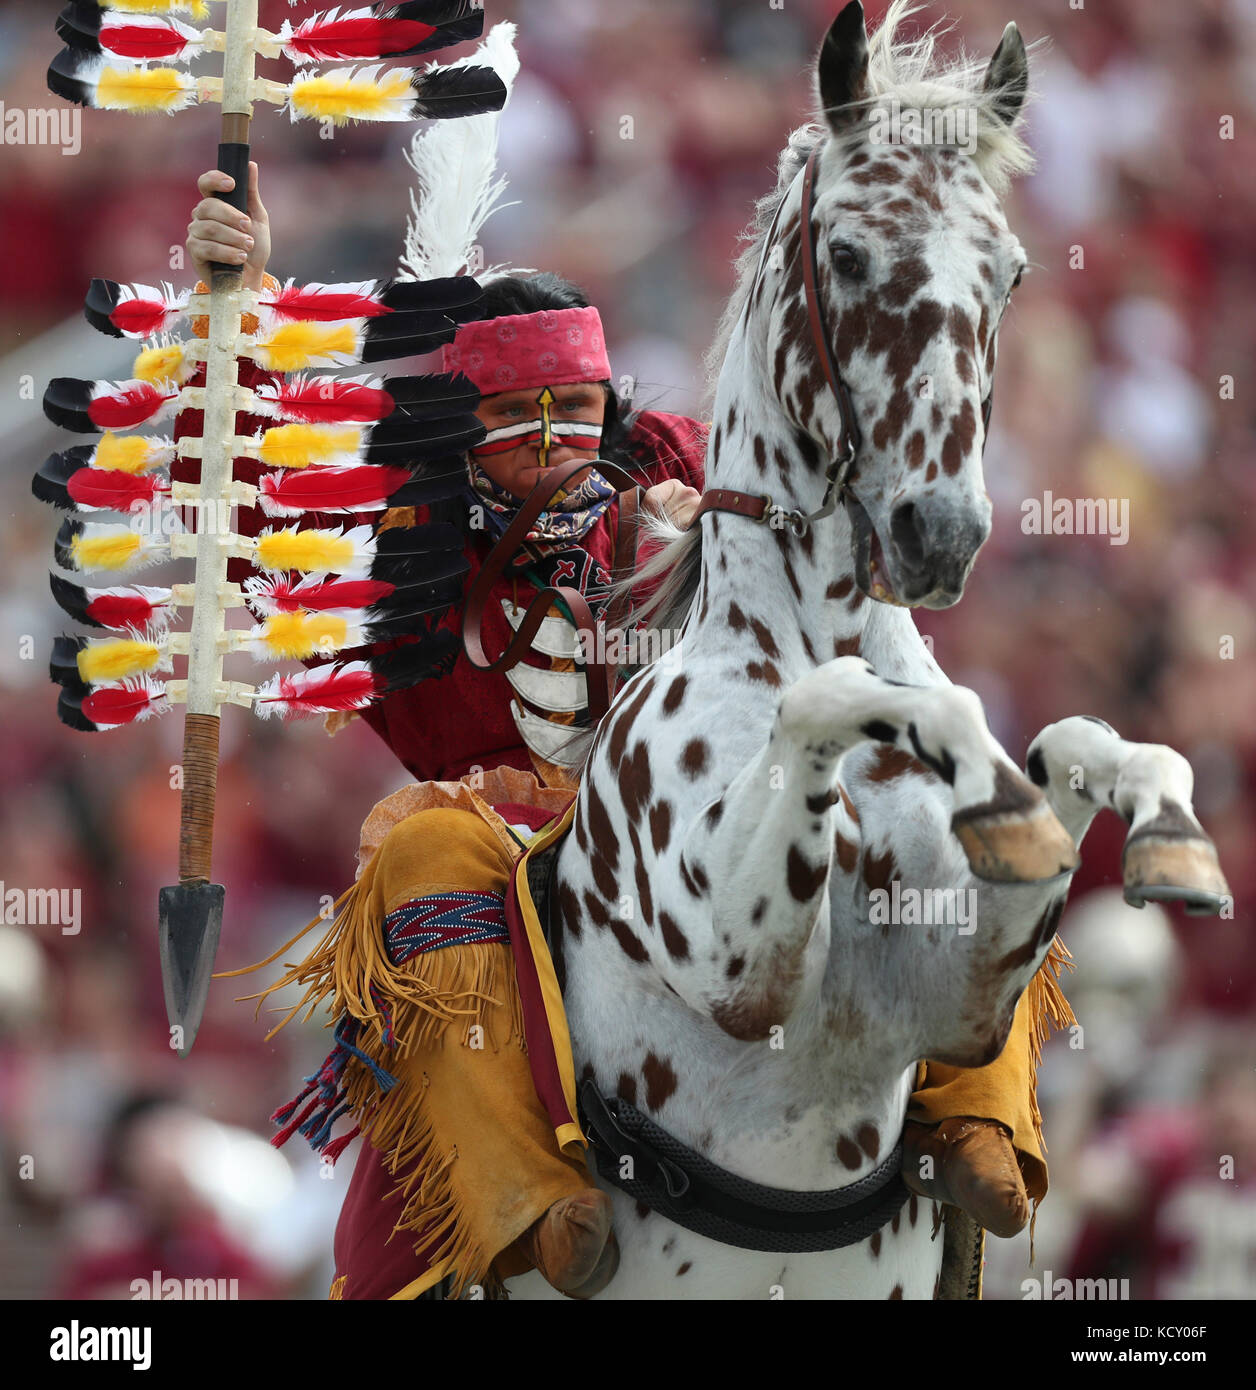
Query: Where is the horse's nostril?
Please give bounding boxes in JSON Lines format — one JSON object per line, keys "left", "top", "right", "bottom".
{"left": 889, "top": 502, "right": 927, "bottom": 571}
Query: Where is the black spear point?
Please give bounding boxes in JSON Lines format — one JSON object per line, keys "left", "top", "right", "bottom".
{"left": 158, "top": 882, "right": 224, "bottom": 1058}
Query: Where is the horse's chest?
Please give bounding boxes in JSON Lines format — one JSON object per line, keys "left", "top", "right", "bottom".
{"left": 597, "top": 1191, "right": 944, "bottom": 1299}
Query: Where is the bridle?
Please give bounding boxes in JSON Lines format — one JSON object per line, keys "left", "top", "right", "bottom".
{"left": 692, "top": 144, "right": 994, "bottom": 538}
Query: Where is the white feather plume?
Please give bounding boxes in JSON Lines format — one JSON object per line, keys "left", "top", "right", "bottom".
{"left": 398, "top": 21, "right": 529, "bottom": 284}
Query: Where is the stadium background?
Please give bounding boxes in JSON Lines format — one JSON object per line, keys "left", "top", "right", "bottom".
{"left": 0, "top": 0, "right": 1253, "bottom": 1299}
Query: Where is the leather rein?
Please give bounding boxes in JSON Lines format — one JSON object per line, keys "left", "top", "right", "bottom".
{"left": 460, "top": 454, "right": 642, "bottom": 724}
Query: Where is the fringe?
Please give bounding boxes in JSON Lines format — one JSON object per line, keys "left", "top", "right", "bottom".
{"left": 231, "top": 871, "right": 528, "bottom": 1298}
{"left": 1025, "top": 934, "right": 1076, "bottom": 1260}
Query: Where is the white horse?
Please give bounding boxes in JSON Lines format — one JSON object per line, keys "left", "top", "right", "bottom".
{"left": 510, "top": 1, "right": 1228, "bottom": 1299}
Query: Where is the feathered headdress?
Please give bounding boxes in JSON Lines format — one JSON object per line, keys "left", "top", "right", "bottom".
{"left": 398, "top": 21, "right": 526, "bottom": 283}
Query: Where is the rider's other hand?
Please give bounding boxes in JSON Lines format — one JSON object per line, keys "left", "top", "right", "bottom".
{"left": 644, "top": 479, "right": 703, "bottom": 530}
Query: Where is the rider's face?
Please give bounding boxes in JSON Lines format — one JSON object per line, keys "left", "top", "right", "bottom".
{"left": 472, "top": 382, "right": 607, "bottom": 499}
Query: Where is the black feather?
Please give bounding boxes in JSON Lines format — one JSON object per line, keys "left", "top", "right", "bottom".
{"left": 84, "top": 279, "right": 125, "bottom": 338}
{"left": 367, "top": 412, "right": 486, "bottom": 462}
{"left": 54, "top": 517, "right": 86, "bottom": 572}
{"left": 56, "top": 683, "right": 99, "bottom": 733}
{"left": 409, "top": 64, "right": 507, "bottom": 120}
{"left": 49, "top": 573, "right": 99, "bottom": 627}
{"left": 372, "top": 627, "right": 461, "bottom": 692}
{"left": 376, "top": 276, "right": 483, "bottom": 315}
{"left": 383, "top": 461, "right": 474, "bottom": 509}
{"left": 364, "top": 570, "right": 468, "bottom": 627}
{"left": 383, "top": 372, "right": 481, "bottom": 419}
{"left": 359, "top": 315, "right": 464, "bottom": 364}
{"left": 55, "top": 3, "right": 102, "bottom": 52}
{"left": 47, "top": 47, "right": 94, "bottom": 108}
{"left": 380, "top": 2, "right": 485, "bottom": 57}
{"left": 50, "top": 635, "right": 87, "bottom": 687}
{"left": 43, "top": 378, "right": 97, "bottom": 433}
{"left": 32, "top": 451, "right": 79, "bottom": 510}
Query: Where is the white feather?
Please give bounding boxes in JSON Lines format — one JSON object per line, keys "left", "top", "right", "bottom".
{"left": 398, "top": 22, "right": 527, "bottom": 283}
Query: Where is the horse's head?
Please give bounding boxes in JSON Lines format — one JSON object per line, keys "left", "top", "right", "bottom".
{"left": 761, "top": 1, "right": 1031, "bottom": 609}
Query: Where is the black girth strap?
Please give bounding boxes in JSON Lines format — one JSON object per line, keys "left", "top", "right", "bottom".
{"left": 579, "top": 1081, "right": 909, "bottom": 1254}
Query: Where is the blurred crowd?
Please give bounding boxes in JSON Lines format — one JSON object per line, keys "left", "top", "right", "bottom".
{"left": 0, "top": 0, "right": 1253, "bottom": 1300}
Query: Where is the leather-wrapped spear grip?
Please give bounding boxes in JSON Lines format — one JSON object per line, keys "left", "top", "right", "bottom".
{"left": 177, "top": 0, "right": 258, "bottom": 884}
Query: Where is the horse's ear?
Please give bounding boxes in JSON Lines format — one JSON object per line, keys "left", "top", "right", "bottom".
{"left": 982, "top": 22, "right": 1029, "bottom": 127}
{"left": 818, "top": 0, "right": 870, "bottom": 133}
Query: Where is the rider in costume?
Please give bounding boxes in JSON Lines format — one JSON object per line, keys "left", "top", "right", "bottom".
{"left": 187, "top": 71, "right": 1068, "bottom": 1301}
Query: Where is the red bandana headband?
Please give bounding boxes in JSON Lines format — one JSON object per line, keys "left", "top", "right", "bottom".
{"left": 440, "top": 306, "right": 611, "bottom": 394}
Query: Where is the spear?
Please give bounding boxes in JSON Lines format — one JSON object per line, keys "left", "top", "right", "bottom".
{"left": 155, "top": 0, "right": 257, "bottom": 1057}
{"left": 39, "top": 1, "right": 509, "bottom": 1055}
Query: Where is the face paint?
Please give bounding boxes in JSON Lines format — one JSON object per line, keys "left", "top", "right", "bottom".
{"left": 537, "top": 386, "right": 554, "bottom": 467}
{"left": 470, "top": 416, "right": 604, "bottom": 458}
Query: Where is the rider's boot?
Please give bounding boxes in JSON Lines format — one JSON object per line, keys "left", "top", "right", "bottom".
{"left": 906, "top": 949, "right": 1074, "bottom": 1236}
{"left": 901, "top": 1116, "right": 1029, "bottom": 1237}
{"left": 513, "top": 1189, "right": 619, "bottom": 1297}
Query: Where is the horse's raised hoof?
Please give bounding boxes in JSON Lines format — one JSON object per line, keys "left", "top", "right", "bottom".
{"left": 952, "top": 792, "right": 1079, "bottom": 885}
{"left": 902, "top": 1117, "right": 1029, "bottom": 1239}
{"left": 1123, "top": 833, "right": 1231, "bottom": 916}
{"left": 564, "top": 1228, "right": 620, "bottom": 1300}
{"left": 515, "top": 1188, "right": 616, "bottom": 1295}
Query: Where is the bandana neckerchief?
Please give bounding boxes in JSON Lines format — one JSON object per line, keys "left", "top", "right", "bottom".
{"left": 467, "top": 414, "right": 617, "bottom": 544}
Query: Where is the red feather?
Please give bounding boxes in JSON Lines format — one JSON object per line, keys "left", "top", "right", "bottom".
{"left": 287, "top": 10, "right": 437, "bottom": 62}
{"left": 99, "top": 20, "right": 195, "bottom": 62}
{"left": 253, "top": 374, "right": 396, "bottom": 424}
{"left": 86, "top": 589, "right": 169, "bottom": 631}
{"left": 247, "top": 573, "right": 395, "bottom": 615}
{"left": 81, "top": 679, "right": 169, "bottom": 728}
{"left": 263, "top": 281, "right": 393, "bottom": 322}
{"left": 90, "top": 381, "right": 176, "bottom": 430}
{"left": 255, "top": 661, "right": 381, "bottom": 719}
{"left": 257, "top": 464, "right": 411, "bottom": 516}
{"left": 110, "top": 294, "right": 177, "bottom": 337}
{"left": 68, "top": 468, "right": 167, "bottom": 512}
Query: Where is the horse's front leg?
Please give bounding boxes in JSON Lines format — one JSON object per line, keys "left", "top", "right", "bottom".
{"left": 680, "top": 657, "right": 1079, "bottom": 1043}
{"left": 1027, "top": 716, "right": 1230, "bottom": 913}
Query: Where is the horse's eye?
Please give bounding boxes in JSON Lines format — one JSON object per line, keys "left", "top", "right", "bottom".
{"left": 1010, "top": 266, "right": 1025, "bottom": 291}
{"left": 831, "top": 242, "right": 864, "bottom": 281}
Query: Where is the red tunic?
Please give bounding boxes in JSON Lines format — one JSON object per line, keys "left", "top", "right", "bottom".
{"left": 357, "top": 409, "right": 709, "bottom": 781}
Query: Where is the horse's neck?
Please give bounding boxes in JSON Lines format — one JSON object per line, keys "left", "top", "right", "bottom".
{"left": 691, "top": 331, "right": 867, "bottom": 670}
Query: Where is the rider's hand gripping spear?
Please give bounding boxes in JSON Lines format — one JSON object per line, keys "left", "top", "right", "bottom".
{"left": 38, "top": 0, "right": 508, "bottom": 1054}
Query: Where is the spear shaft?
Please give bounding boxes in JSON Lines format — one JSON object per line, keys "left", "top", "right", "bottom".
{"left": 160, "top": 0, "right": 259, "bottom": 1055}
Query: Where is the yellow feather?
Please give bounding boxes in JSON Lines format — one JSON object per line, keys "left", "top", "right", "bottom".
{"left": 261, "top": 612, "right": 350, "bottom": 660}
{"left": 96, "top": 66, "right": 197, "bottom": 114}
{"left": 255, "top": 530, "right": 356, "bottom": 574}
{"left": 78, "top": 639, "right": 160, "bottom": 684}
{"left": 132, "top": 344, "right": 187, "bottom": 386}
{"left": 258, "top": 424, "right": 361, "bottom": 469}
{"left": 256, "top": 322, "right": 359, "bottom": 373}
{"left": 288, "top": 70, "right": 413, "bottom": 126}
{"left": 113, "top": 0, "right": 208, "bottom": 16}
{"left": 94, "top": 433, "right": 161, "bottom": 475}
{"left": 73, "top": 531, "right": 144, "bottom": 571}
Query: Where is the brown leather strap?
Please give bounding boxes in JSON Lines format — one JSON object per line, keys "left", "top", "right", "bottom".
{"left": 603, "top": 484, "right": 641, "bottom": 635}
{"left": 800, "top": 148, "right": 860, "bottom": 467}
{"left": 689, "top": 487, "right": 771, "bottom": 528}
{"left": 461, "top": 457, "right": 643, "bottom": 725}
